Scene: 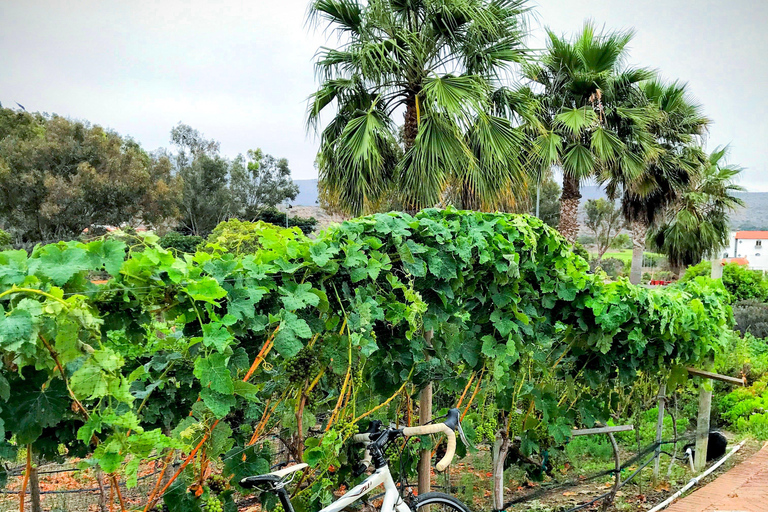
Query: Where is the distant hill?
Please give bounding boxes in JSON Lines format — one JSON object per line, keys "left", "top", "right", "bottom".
{"left": 293, "top": 179, "right": 320, "bottom": 207}
{"left": 291, "top": 180, "right": 768, "bottom": 229}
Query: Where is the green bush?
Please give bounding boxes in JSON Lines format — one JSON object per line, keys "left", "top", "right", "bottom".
{"left": 576, "top": 234, "right": 595, "bottom": 246}
{"left": 682, "top": 261, "right": 768, "bottom": 302}
{"left": 247, "top": 207, "right": 318, "bottom": 235}
{"left": 572, "top": 242, "right": 590, "bottom": 262}
{"left": 0, "top": 229, "right": 11, "bottom": 250}
{"left": 733, "top": 300, "right": 768, "bottom": 339}
{"left": 207, "top": 218, "right": 306, "bottom": 255}
{"left": 642, "top": 270, "right": 673, "bottom": 282}
{"left": 158, "top": 231, "right": 204, "bottom": 254}
{"left": 590, "top": 257, "right": 624, "bottom": 279}
{"left": 612, "top": 233, "right": 632, "bottom": 250}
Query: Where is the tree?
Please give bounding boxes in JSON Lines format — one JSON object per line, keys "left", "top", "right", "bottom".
{"left": 230, "top": 148, "right": 299, "bottom": 217}
{"left": 524, "top": 22, "right": 653, "bottom": 243}
{"left": 0, "top": 108, "right": 181, "bottom": 245}
{"left": 170, "top": 125, "right": 302, "bottom": 236}
{"left": 584, "top": 199, "right": 626, "bottom": 259}
{"left": 649, "top": 146, "right": 745, "bottom": 274}
{"left": 619, "top": 80, "right": 709, "bottom": 283}
{"left": 308, "top": 0, "right": 531, "bottom": 216}
{"left": 171, "top": 124, "right": 235, "bottom": 236}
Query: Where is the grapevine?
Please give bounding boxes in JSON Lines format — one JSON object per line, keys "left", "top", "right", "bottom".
{"left": 0, "top": 208, "right": 732, "bottom": 506}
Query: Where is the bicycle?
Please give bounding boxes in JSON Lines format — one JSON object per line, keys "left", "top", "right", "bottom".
{"left": 240, "top": 408, "right": 472, "bottom": 512}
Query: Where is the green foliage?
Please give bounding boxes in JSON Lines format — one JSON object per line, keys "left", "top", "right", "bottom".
{"left": 719, "top": 379, "right": 768, "bottom": 439}
{"left": 207, "top": 218, "right": 306, "bottom": 256}
{"left": 733, "top": 301, "right": 768, "bottom": 339}
{"left": 231, "top": 149, "right": 299, "bottom": 213}
{"left": 170, "top": 124, "right": 300, "bottom": 237}
{"left": 159, "top": 232, "right": 204, "bottom": 254}
{"left": 590, "top": 257, "right": 624, "bottom": 279}
{"left": 572, "top": 243, "right": 590, "bottom": 262}
{"left": 0, "top": 208, "right": 732, "bottom": 504}
{"left": 682, "top": 261, "right": 768, "bottom": 303}
{"left": 0, "top": 229, "right": 10, "bottom": 250}
{"left": 584, "top": 199, "right": 626, "bottom": 258}
{"left": 249, "top": 207, "right": 318, "bottom": 235}
{"left": 0, "top": 107, "right": 182, "bottom": 245}
{"left": 529, "top": 176, "right": 561, "bottom": 228}
{"left": 309, "top": 0, "right": 530, "bottom": 214}
{"left": 649, "top": 146, "right": 745, "bottom": 269}
{"left": 612, "top": 233, "right": 632, "bottom": 250}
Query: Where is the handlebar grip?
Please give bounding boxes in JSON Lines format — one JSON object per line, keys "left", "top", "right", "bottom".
{"left": 353, "top": 433, "right": 371, "bottom": 444}
{"left": 437, "top": 428, "right": 456, "bottom": 472}
{"left": 401, "top": 424, "right": 455, "bottom": 472}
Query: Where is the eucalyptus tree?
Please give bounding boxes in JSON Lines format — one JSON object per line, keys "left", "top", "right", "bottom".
{"left": 617, "top": 80, "right": 709, "bottom": 283}
{"left": 307, "top": 0, "right": 532, "bottom": 215}
{"left": 649, "top": 146, "right": 745, "bottom": 275}
{"left": 524, "top": 22, "right": 653, "bottom": 243}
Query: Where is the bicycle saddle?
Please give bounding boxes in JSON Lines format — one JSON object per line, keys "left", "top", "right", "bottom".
{"left": 240, "top": 462, "right": 308, "bottom": 489}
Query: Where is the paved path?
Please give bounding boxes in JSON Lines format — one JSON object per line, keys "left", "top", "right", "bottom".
{"left": 665, "top": 441, "right": 768, "bottom": 512}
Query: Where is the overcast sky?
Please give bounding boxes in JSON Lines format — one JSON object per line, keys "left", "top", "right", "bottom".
{"left": 1, "top": 0, "right": 766, "bottom": 189}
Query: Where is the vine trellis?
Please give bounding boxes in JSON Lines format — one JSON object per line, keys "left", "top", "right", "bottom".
{"left": 0, "top": 208, "right": 731, "bottom": 511}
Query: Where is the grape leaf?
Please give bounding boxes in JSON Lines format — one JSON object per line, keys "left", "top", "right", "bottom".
{"left": 201, "top": 388, "right": 236, "bottom": 418}
{"left": 194, "top": 354, "right": 234, "bottom": 394}
{"left": 29, "top": 243, "right": 91, "bottom": 285}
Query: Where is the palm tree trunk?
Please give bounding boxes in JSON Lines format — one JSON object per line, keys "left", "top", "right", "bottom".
{"left": 404, "top": 93, "right": 418, "bottom": 151}
{"left": 629, "top": 219, "right": 647, "bottom": 285}
{"left": 558, "top": 173, "right": 581, "bottom": 243}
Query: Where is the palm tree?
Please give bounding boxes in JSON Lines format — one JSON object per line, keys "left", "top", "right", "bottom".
{"left": 648, "top": 146, "right": 745, "bottom": 275}
{"left": 524, "top": 22, "right": 653, "bottom": 243}
{"left": 616, "top": 80, "right": 709, "bottom": 283}
{"left": 307, "top": 0, "right": 532, "bottom": 215}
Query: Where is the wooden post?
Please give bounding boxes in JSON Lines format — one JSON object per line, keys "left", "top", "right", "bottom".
{"left": 710, "top": 256, "right": 723, "bottom": 280}
{"left": 492, "top": 430, "right": 510, "bottom": 511}
{"left": 28, "top": 463, "right": 41, "bottom": 512}
{"left": 418, "top": 330, "right": 434, "bottom": 497}
{"left": 694, "top": 380, "right": 712, "bottom": 472}
{"left": 653, "top": 381, "right": 666, "bottom": 484}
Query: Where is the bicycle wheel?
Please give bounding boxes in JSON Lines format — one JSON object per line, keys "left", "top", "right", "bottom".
{"left": 411, "top": 492, "right": 473, "bottom": 512}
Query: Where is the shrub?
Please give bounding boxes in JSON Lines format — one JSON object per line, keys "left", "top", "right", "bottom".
{"left": 207, "top": 218, "right": 306, "bottom": 255}
{"left": 642, "top": 270, "right": 673, "bottom": 282}
{"left": 590, "top": 257, "right": 624, "bottom": 279}
{"left": 682, "top": 261, "right": 768, "bottom": 302}
{"left": 715, "top": 331, "right": 768, "bottom": 382}
{"left": 612, "top": 233, "right": 632, "bottom": 250}
{"left": 572, "top": 242, "right": 590, "bottom": 263}
{"left": 247, "top": 207, "right": 318, "bottom": 235}
{"left": 733, "top": 300, "right": 768, "bottom": 338}
{"left": 0, "top": 229, "right": 11, "bottom": 250}
{"left": 158, "top": 231, "right": 204, "bottom": 254}
{"left": 577, "top": 234, "right": 595, "bottom": 246}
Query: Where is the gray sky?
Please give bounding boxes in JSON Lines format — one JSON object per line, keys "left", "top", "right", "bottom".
{"left": 1, "top": 0, "right": 766, "bottom": 189}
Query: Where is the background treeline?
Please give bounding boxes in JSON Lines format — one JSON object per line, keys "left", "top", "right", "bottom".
{"left": 0, "top": 108, "right": 314, "bottom": 249}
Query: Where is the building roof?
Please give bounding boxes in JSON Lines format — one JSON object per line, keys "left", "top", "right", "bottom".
{"left": 722, "top": 257, "right": 749, "bottom": 266}
{"left": 735, "top": 231, "right": 768, "bottom": 240}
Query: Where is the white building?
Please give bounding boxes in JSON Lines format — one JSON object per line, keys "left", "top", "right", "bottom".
{"left": 722, "top": 231, "right": 768, "bottom": 271}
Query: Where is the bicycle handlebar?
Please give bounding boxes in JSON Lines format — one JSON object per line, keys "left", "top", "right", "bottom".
{"left": 353, "top": 408, "right": 461, "bottom": 472}
{"left": 402, "top": 423, "right": 456, "bottom": 472}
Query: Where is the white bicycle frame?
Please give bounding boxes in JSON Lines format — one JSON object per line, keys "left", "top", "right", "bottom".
{"left": 318, "top": 464, "right": 411, "bottom": 512}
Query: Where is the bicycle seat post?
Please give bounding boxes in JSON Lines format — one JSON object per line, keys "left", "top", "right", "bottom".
{"left": 274, "top": 483, "right": 295, "bottom": 512}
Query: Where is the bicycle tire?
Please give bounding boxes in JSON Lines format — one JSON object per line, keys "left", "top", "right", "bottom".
{"left": 411, "top": 492, "right": 473, "bottom": 512}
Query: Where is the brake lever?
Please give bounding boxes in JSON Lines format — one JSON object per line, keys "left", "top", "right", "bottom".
{"left": 457, "top": 418, "right": 473, "bottom": 449}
